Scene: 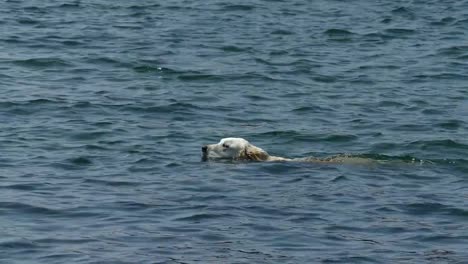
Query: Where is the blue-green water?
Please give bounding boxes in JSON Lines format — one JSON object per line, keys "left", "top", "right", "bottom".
{"left": 1, "top": 1, "right": 468, "bottom": 263}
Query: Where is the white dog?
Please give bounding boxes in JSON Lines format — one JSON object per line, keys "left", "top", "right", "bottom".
{"left": 202, "top": 137, "right": 289, "bottom": 162}
{"left": 201, "top": 137, "right": 373, "bottom": 163}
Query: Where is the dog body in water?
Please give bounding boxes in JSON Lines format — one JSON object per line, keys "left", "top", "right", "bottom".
{"left": 201, "top": 137, "right": 373, "bottom": 164}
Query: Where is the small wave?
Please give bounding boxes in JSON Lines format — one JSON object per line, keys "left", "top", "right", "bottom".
{"left": 128, "top": 4, "right": 161, "bottom": 10}
{"left": 0, "top": 240, "right": 41, "bottom": 249}
{"left": 70, "top": 131, "right": 110, "bottom": 141}
{"left": 398, "top": 202, "right": 468, "bottom": 219}
{"left": 177, "top": 74, "right": 225, "bottom": 81}
{"left": 323, "top": 134, "right": 358, "bottom": 142}
{"left": 271, "top": 29, "right": 294, "bottom": 35}
{"left": 377, "top": 100, "right": 406, "bottom": 108}
{"left": 258, "top": 130, "right": 305, "bottom": 138}
{"left": 219, "top": 4, "right": 256, "bottom": 11}
{"left": 83, "top": 179, "right": 141, "bottom": 187}
{"left": 173, "top": 213, "right": 235, "bottom": 221}
{"left": 431, "top": 16, "right": 457, "bottom": 26}
{"left": 0, "top": 98, "right": 62, "bottom": 106}
{"left": 0, "top": 201, "right": 62, "bottom": 216}
{"left": 0, "top": 183, "right": 40, "bottom": 191}
{"left": 61, "top": 40, "right": 84, "bottom": 46}
{"left": 292, "top": 105, "right": 332, "bottom": 113}
{"left": 220, "top": 45, "right": 250, "bottom": 52}
{"left": 391, "top": 7, "right": 415, "bottom": 19}
{"left": 385, "top": 28, "right": 416, "bottom": 36}
{"left": 12, "top": 58, "right": 72, "bottom": 68}
{"left": 436, "top": 120, "right": 464, "bottom": 130}
{"left": 133, "top": 65, "right": 164, "bottom": 73}
{"left": 324, "top": 29, "right": 355, "bottom": 42}
{"left": 324, "top": 29, "right": 355, "bottom": 36}
{"left": 57, "top": 3, "right": 81, "bottom": 9}
{"left": 407, "top": 139, "right": 468, "bottom": 150}
{"left": 412, "top": 73, "right": 468, "bottom": 81}
{"left": 17, "top": 18, "right": 40, "bottom": 25}
{"left": 67, "top": 156, "right": 93, "bottom": 166}
{"left": 436, "top": 45, "right": 468, "bottom": 57}
{"left": 122, "top": 102, "right": 201, "bottom": 114}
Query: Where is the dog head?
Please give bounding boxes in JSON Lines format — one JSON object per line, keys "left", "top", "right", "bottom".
{"left": 202, "top": 137, "right": 270, "bottom": 161}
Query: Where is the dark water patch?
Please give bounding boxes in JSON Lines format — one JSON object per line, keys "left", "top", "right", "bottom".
{"left": 121, "top": 102, "right": 201, "bottom": 115}
{"left": 112, "top": 201, "right": 152, "bottom": 211}
{"left": 437, "top": 120, "right": 464, "bottom": 130}
{"left": 323, "top": 134, "right": 358, "bottom": 142}
{"left": 2, "top": 36, "right": 25, "bottom": 44}
{"left": 421, "top": 108, "right": 446, "bottom": 115}
{"left": 56, "top": 3, "right": 81, "bottom": 9}
{"left": 86, "top": 57, "right": 129, "bottom": 67}
{"left": 0, "top": 183, "right": 41, "bottom": 191}
{"left": 12, "top": 58, "right": 72, "bottom": 68}
{"left": 17, "top": 18, "right": 40, "bottom": 25}
{"left": 0, "top": 239, "right": 42, "bottom": 250}
{"left": 390, "top": 123, "right": 431, "bottom": 132}
{"left": 219, "top": 4, "right": 256, "bottom": 11}
{"left": 68, "top": 156, "right": 93, "bottom": 166}
{"left": 384, "top": 28, "right": 416, "bottom": 37}
{"left": 324, "top": 29, "right": 355, "bottom": 42}
{"left": 0, "top": 202, "right": 62, "bottom": 216}
{"left": 177, "top": 73, "right": 224, "bottom": 81}
{"left": 436, "top": 45, "right": 468, "bottom": 57}
{"left": 282, "top": 92, "right": 313, "bottom": 98}
{"left": 135, "top": 66, "right": 181, "bottom": 75}
{"left": 133, "top": 65, "right": 164, "bottom": 73}
{"left": 398, "top": 202, "right": 446, "bottom": 215}
{"left": 61, "top": 40, "right": 84, "bottom": 46}
{"left": 391, "top": 7, "right": 416, "bottom": 19}
{"left": 128, "top": 4, "right": 161, "bottom": 10}
{"left": 271, "top": 29, "right": 294, "bottom": 35}
{"left": 70, "top": 131, "right": 110, "bottom": 141}
{"left": 324, "top": 29, "right": 354, "bottom": 36}
{"left": 243, "top": 94, "right": 270, "bottom": 101}
{"left": 220, "top": 45, "right": 250, "bottom": 52}
{"left": 414, "top": 73, "right": 468, "bottom": 81}
{"left": 454, "top": 18, "right": 468, "bottom": 26}
{"left": 312, "top": 74, "right": 337, "bottom": 83}
{"left": 292, "top": 105, "right": 332, "bottom": 113}
{"left": 0, "top": 98, "right": 63, "bottom": 107}
{"left": 380, "top": 17, "right": 392, "bottom": 24}
{"left": 39, "top": 253, "right": 86, "bottom": 263}
{"left": 113, "top": 24, "right": 143, "bottom": 30}
{"left": 431, "top": 16, "right": 457, "bottom": 26}
{"left": 408, "top": 139, "right": 468, "bottom": 150}
{"left": 83, "top": 179, "right": 141, "bottom": 187}
{"left": 361, "top": 32, "right": 391, "bottom": 42}
{"left": 173, "top": 213, "right": 235, "bottom": 222}
{"left": 377, "top": 100, "right": 406, "bottom": 108}
{"left": 176, "top": 72, "right": 272, "bottom": 83}
{"left": 261, "top": 163, "right": 305, "bottom": 175}
{"left": 36, "top": 237, "right": 96, "bottom": 245}
{"left": 258, "top": 130, "right": 308, "bottom": 139}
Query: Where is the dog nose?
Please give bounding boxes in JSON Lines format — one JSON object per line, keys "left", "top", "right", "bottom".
{"left": 202, "top": 145, "right": 208, "bottom": 152}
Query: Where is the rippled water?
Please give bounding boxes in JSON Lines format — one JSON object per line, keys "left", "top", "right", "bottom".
{"left": 1, "top": 0, "right": 468, "bottom": 263}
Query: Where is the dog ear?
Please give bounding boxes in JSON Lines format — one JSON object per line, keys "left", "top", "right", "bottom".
{"left": 240, "top": 144, "right": 269, "bottom": 161}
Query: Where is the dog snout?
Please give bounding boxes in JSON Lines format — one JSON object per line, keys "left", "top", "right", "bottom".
{"left": 202, "top": 145, "right": 208, "bottom": 153}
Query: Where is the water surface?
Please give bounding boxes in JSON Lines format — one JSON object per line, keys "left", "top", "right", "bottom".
{"left": 1, "top": 0, "right": 468, "bottom": 263}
